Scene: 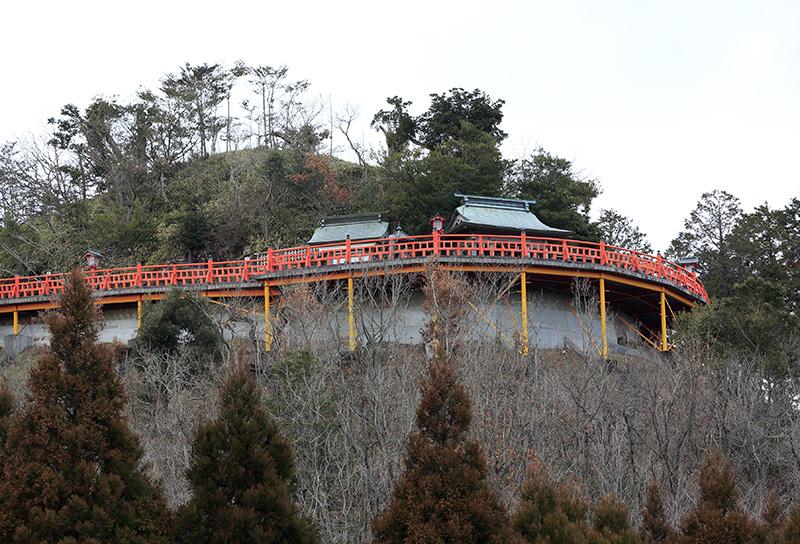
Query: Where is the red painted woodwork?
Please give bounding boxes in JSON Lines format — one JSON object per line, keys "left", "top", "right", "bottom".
{"left": 0, "top": 235, "right": 709, "bottom": 303}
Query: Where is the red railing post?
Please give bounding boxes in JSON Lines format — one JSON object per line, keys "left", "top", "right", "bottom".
{"left": 43, "top": 275, "right": 50, "bottom": 296}
{"left": 12, "top": 276, "right": 19, "bottom": 298}
{"left": 345, "top": 237, "right": 352, "bottom": 264}
{"left": 599, "top": 240, "right": 607, "bottom": 265}
{"left": 305, "top": 246, "right": 312, "bottom": 268}
{"left": 267, "top": 248, "right": 273, "bottom": 272}
{"left": 433, "top": 230, "right": 441, "bottom": 257}
{"left": 656, "top": 254, "right": 664, "bottom": 278}
{"left": 562, "top": 240, "right": 569, "bottom": 262}
{"left": 136, "top": 262, "right": 143, "bottom": 287}
{"left": 520, "top": 232, "right": 528, "bottom": 258}
{"left": 170, "top": 265, "right": 178, "bottom": 285}
{"left": 242, "top": 259, "right": 250, "bottom": 281}
{"left": 206, "top": 259, "right": 214, "bottom": 284}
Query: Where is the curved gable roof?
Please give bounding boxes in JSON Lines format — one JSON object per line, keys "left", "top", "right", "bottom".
{"left": 308, "top": 213, "right": 390, "bottom": 244}
{"left": 446, "top": 195, "right": 570, "bottom": 236}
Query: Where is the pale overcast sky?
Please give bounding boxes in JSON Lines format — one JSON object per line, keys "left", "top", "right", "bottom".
{"left": 2, "top": 0, "right": 798, "bottom": 249}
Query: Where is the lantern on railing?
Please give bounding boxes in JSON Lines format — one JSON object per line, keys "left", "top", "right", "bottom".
{"left": 677, "top": 255, "right": 701, "bottom": 274}
{"left": 430, "top": 214, "right": 445, "bottom": 233}
{"left": 83, "top": 249, "right": 104, "bottom": 270}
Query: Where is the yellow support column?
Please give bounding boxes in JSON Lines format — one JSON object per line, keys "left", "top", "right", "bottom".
{"left": 660, "top": 289, "right": 668, "bottom": 352}
{"left": 348, "top": 276, "right": 356, "bottom": 352}
{"left": 264, "top": 282, "right": 272, "bottom": 352}
{"left": 13, "top": 309, "right": 19, "bottom": 336}
{"left": 599, "top": 276, "right": 608, "bottom": 359}
{"left": 520, "top": 271, "right": 529, "bottom": 355}
{"left": 137, "top": 297, "right": 143, "bottom": 332}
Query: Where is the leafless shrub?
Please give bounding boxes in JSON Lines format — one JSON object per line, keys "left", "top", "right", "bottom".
{"left": 5, "top": 272, "right": 797, "bottom": 543}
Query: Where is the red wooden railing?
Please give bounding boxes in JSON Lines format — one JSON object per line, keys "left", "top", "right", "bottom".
{"left": 0, "top": 234, "right": 709, "bottom": 303}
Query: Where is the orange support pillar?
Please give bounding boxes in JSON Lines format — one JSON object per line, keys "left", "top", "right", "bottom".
{"left": 136, "top": 297, "right": 143, "bottom": 333}
{"left": 348, "top": 276, "right": 356, "bottom": 352}
{"left": 660, "top": 289, "right": 668, "bottom": 352}
{"left": 520, "top": 272, "right": 528, "bottom": 355}
{"left": 599, "top": 276, "right": 608, "bottom": 359}
{"left": 264, "top": 282, "right": 272, "bottom": 352}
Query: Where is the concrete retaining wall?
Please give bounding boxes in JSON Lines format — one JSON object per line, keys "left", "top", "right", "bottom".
{"left": 1, "top": 287, "right": 646, "bottom": 357}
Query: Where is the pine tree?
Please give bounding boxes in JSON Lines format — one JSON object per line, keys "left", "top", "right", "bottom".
{"left": 761, "top": 489, "right": 784, "bottom": 541}
{"left": 590, "top": 494, "right": 639, "bottom": 544}
{"left": 175, "top": 363, "right": 318, "bottom": 543}
{"left": 680, "top": 450, "right": 758, "bottom": 544}
{"left": 0, "top": 379, "right": 14, "bottom": 448}
{"left": 640, "top": 480, "right": 673, "bottom": 543}
{"left": 782, "top": 504, "right": 800, "bottom": 544}
{"left": 513, "top": 459, "right": 591, "bottom": 543}
{"left": 372, "top": 350, "right": 520, "bottom": 543}
{"left": 0, "top": 270, "right": 169, "bottom": 543}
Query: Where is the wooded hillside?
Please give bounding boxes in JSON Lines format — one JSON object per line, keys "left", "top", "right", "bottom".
{"left": 0, "top": 62, "right": 799, "bottom": 543}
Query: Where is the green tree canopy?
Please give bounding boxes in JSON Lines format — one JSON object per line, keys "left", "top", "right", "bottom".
{"left": 386, "top": 122, "right": 506, "bottom": 233}
{"left": 372, "top": 96, "right": 418, "bottom": 155}
{"left": 505, "top": 148, "right": 601, "bottom": 239}
{"left": 597, "top": 209, "right": 652, "bottom": 252}
{"left": 417, "top": 88, "right": 506, "bottom": 150}
{"left": 175, "top": 364, "right": 318, "bottom": 543}
{"left": 135, "top": 290, "right": 224, "bottom": 363}
{"left": 668, "top": 190, "right": 742, "bottom": 298}
{"left": 372, "top": 88, "right": 506, "bottom": 154}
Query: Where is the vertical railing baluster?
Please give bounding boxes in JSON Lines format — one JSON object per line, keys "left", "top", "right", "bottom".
{"left": 521, "top": 232, "right": 528, "bottom": 259}
{"left": 206, "top": 258, "right": 214, "bottom": 284}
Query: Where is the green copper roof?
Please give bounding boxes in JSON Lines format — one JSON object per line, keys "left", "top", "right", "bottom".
{"left": 446, "top": 195, "right": 570, "bottom": 235}
{"left": 308, "top": 213, "right": 390, "bottom": 244}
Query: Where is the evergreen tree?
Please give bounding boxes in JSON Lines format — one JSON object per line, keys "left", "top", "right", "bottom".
{"left": 175, "top": 364, "right": 318, "bottom": 543}
{"left": 597, "top": 209, "right": 652, "bottom": 252}
{"left": 639, "top": 480, "right": 673, "bottom": 543}
{"left": 0, "top": 270, "right": 169, "bottom": 543}
{"left": 513, "top": 459, "right": 591, "bottom": 543}
{"left": 667, "top": 190, "right": 742, "bottom": 298}
{"left": 680, "top": 450, "right": 758, "bottom": 544}
{"left": 761, "top": 489, "right": 784, "bottom": 540}
{"left": 135, "top": 290, "right": 223, "bottom": 363}
{"left": 590, "top": 495, "right": 639, "bottom": 544}
{"left": 372, "top": 350, "right": 519, "bottom": 543}
{"left": 0, "top": 379, "right": 13, "bottom": 448}
{"left": 782, "top": 504, "right": 800, "bottom": 544}
{"left": 505, "top": 148, "right": 600, "bottom": 239}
